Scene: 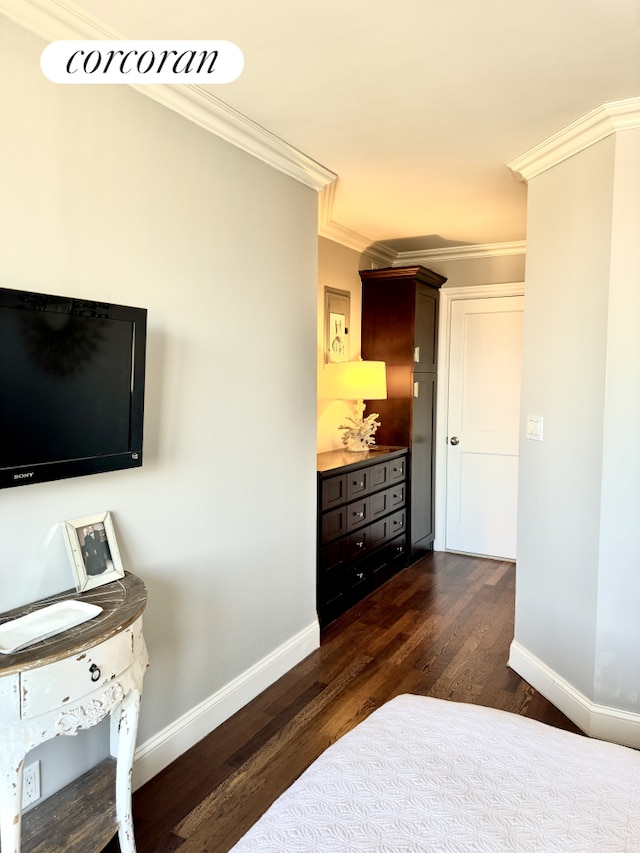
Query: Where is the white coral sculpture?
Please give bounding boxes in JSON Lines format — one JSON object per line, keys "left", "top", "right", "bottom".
{"left": 339, "top": 410, "right": 382, "bottom": 452}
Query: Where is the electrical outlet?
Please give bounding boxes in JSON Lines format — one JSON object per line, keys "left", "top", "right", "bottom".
{"left": 23, "top": 761, "right": 41, "bottom": 807}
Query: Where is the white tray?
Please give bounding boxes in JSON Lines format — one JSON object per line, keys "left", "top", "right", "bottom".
{"left": 0, "top": 600, "right": 103, "bottom": 654}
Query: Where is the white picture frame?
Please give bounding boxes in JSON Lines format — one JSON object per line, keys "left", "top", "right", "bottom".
{"left": 63, "top": 511, "right": 125, "bottom": 592}
{"left": 324, "top": 286, "right": 350, "bottom": 363}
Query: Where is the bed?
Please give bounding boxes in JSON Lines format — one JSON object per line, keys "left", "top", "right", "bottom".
{"left": 230, "top": 694, "right": 640, "bottom": 852}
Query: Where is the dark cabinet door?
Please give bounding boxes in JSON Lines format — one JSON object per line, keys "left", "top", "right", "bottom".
{"left": 414, "top": 288, "right": 438, "bottom": 372}
{"left": 359, "top": 266, "right": 446, "bottom": 557}
{"left": 411, "top": 373, "right": 436, "bottom": 549}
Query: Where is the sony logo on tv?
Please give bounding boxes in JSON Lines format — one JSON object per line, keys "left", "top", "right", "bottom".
{"left": 13, "top": 472, "right": 35, "bottom": 480}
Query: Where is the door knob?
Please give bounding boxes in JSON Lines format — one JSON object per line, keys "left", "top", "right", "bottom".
{"left": 450, "top": 436, "right": 460, "bottom": 445}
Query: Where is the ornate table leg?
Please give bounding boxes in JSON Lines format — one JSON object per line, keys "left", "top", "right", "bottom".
{"left": 0, "top": 744, "right": 26, "bottom": 853}
{"left": 110, "top": 688, "right": 141, "bottom": 853}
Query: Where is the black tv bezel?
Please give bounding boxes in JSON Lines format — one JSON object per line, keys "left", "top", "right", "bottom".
{"left": 0, "top": 286, "right": 147, "bottom": 490}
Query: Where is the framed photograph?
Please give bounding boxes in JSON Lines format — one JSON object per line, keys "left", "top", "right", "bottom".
{"left": 324, "top": 287, "right": 350, "bottom": 363}
{"left": 62, "top": 511, "right": 125, "bottom": 592}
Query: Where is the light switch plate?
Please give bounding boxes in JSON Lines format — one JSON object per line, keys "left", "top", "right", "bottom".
{"left": 526, "top": 414, "right": 543, "bottom": 441}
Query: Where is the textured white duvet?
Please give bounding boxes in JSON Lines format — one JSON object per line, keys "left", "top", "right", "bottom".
{"left": 230, "top": 694, "right": 640, "bottom": 852}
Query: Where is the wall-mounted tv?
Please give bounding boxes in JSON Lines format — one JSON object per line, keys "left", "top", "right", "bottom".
{"left": 0, "top": 287, "right": 147, "bottom": 490}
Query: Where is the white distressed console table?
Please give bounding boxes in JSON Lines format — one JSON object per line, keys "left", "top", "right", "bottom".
{"left": 0, "top": 572, "right": 148, "bottom": 853}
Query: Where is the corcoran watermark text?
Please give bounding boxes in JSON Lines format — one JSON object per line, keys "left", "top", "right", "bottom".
{"left": 41, "top": 40, "right": 244, "bottom": 84}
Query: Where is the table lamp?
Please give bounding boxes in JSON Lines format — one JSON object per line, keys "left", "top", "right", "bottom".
{"left": 326, "top": 360, "right": 387, "bottom": 451}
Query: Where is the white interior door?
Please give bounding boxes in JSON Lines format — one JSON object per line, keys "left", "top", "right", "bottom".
{"left": 445, "top": 296, "right": 524, "bottom": 560}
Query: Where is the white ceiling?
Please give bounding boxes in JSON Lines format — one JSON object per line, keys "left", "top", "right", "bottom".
{"left": 24, "top": 0, "right": 640, "bottom": 251}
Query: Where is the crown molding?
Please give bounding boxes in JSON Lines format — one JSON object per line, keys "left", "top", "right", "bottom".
{"left": 144, "top": 86, "right": 336, "bottom": 191}
{"left": 317, "top": 186, "right": 522, "bottom": 264}
{"left": 364, "top": 242, "right": 398, "bottom": 266}
{"left": 318, "top": 184, "right": 397, "bottom": 264}
{"left": 318, "top": 183, "right": 374, "bottom": 251}
{"left": 388, "top": 240, "right": 527, "bottom": 264}
{"left": 0, "top": 0, "right": 336, "bottom": 191}
{"left": 0, "top": 0, "right": 107, "bottom": 39}
{"left": 317, "top": 216, "right": 374, "bottom": 255}
{"left": 508, "top": 97, "right": 640, "bottom": 182}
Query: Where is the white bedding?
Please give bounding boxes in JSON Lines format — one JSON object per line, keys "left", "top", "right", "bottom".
{"left": 230, "top": 694, "right": 640, "bottom": 852}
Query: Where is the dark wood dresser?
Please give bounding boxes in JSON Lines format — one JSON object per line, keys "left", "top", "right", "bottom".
{"left": 317, "top": 446, "right": 409, "bottom": 627}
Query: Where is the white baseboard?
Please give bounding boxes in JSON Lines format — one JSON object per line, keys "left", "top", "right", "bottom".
{"left": 132, "top": 620, "right": 320, "bottom": 789}
{"left": 509, "top": 640, "right": 640, "bottom": 749}
{"left": 508, "top": 640, "right": 593, "bottom": 732}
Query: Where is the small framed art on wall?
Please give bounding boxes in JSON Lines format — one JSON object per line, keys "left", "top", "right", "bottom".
{"left": 324, "top": 287, "right": 350, "bottom": 363}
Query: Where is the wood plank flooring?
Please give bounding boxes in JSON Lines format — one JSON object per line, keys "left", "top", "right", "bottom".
{"left": 104, "top": 551, "right": 582, "bottom": 853}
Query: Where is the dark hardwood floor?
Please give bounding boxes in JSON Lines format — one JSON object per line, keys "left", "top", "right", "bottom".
{"left": 105, "top": 550, "right": 582, "bottom": 853}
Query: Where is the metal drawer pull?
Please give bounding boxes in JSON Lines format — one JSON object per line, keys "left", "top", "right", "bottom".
{"left": 356, "top": 541, "right": 365, "bottom": 548}
{"left": 353, "top": 480, "right": 364, "bottom": 487}
{"left": 353, "top": 511, "right": 364, "bottom": 518}
{"left": 89, "top": 663, "right": 101, "bottom": 682}
{"left": 393, "top": 519, "right": 402, "bottom": 526}
{"left": 356, "top": 572, "right": 365, "bottom": 580}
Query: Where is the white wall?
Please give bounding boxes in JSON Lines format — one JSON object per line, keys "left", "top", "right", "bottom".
{"left": 594, "top": 129, "right": 640, "bottom": 711}
{"left": 0, "top": 16, "right": 319, "bottom": 798}
{"left": 514, "top": 138, "right": 614, "bottom": 697}
{"left": 512, "top": 126, "right": 640, "bottom": 740}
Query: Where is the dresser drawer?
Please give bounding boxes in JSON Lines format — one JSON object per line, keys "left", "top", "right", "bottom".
{"left": 369, "top": 461, "right": 391, "bottom": 490}
{"left": 319, "top": 539, "right": 342, "bottom": 573}
{"left": 369, "top": 533, "right": 408, "bottom": 583}
{"left": 389, "top": 483, "right": 406, "bottom": 509}
{"left": 318, "top": 563, "right": 347, "bottom": 610}
{"left": 369, "top": 489, "right": 390, "bottom": 519}
{"left": 389, "top": 457, "right": 407, "bottom": 482}
{"left": 346, "top": 498, "right": 369, "bottom": 531}
{"left": 367, "top": 516, "right": 392, "bottom": 549}
{"left": 20, "top": 621, "right": 139, "bottom": 719}
{"left": 346, "top": 469, "right": 369, "bottom": 500}
{"left": 321, "top": 474, "right": 347, "bottom": 511}
{"left": 340, "top": 526, "right": 371, "bottom": 561}
{"left": 370, "top": 484, "right": 407, "bottom": 519}
{"left": 321, "top": 505, "right": 347, "bottom": 542}
{"left": 389, "top": 509, "right": 407, "bottom": 538}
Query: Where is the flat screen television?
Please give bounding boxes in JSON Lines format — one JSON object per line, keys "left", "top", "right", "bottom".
{"left": 0, "top": 286, "right": 147, "bottom": 489}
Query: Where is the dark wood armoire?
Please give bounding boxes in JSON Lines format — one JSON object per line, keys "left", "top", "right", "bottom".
{"left": 359, "top": 265, "right": 446, "bottom": 556}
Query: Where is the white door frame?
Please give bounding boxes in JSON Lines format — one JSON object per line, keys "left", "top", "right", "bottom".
{"left": 433, "top": 282, "right": 525, "bottom": 552}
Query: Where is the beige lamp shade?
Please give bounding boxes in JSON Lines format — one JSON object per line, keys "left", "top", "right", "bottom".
{"left": 324, "top": 360, "right": 387, "bottom": 401}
